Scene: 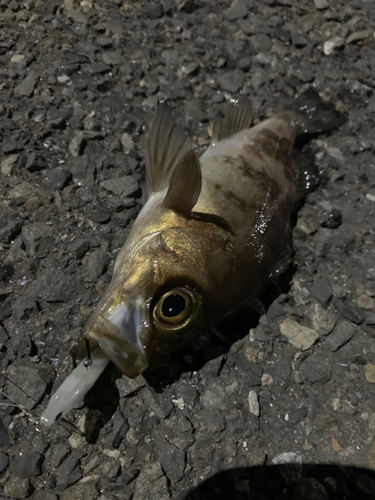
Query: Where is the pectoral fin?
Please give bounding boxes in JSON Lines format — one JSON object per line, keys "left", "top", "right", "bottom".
{"left": 162, "top": 149, "right": 202, "bottom": 218}
{"left": 146, "top": 101, "right": 191, "bottom": 197}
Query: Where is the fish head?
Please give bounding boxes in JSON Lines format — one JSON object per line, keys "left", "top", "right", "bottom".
{"left": 84, "top": 225, "right": 233, "bottom": 378}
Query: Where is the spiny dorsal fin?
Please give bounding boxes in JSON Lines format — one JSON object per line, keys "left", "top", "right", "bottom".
{"left": 162, "top": 149, "right": 201, "bottom": 218}
{"left": 213, "top": 96, "right": 253, "bottom": 142}
{"left": 146, "top": 101, "right": 191, "bottom": 197}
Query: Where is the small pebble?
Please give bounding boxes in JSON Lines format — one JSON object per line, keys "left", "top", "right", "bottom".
{"left": 4, "top": 476, "right": 31, "bottom": 499}
{"left": 301, "top": 353, "right": 332, "bottom": 383}
{"left": 324, "top": 321, "right": 355, "bottom": 352}
{"left": 57, "top": 75, "right": 71, "bottom": 83}
{"left": 314, "top": 0, "right": 329, "bottom": 9}
{"left": 90, "top": 205, "right": 111, "bottom": 224}
{"left": 292, "top": 477, "right": 328, "bottom": 500}
{"left": 369, "top": 440, "right": 375, "bottom": 469}
{"left": 324, "top": 37, "right": 345, "bottom": 56}
{"left": 46, "top": 168, "right": 72, "bottom": 191}
{"left": 60, "top": 480, "right": 99, "bottom": 500}
{"left": 217, "top": 71, "right": 244, "bottom": 93}
{"left": 15, "top": 70, "right": 38, "bottom": 96}
{"left": 248, "top": 390, "right": 260, "bottom": 417}
{"left": 0, "top": 451, "right": 9, "bottom": 473}
{"left": 86, "top": 250, "right": 110, "bottom": 281}
{"left": 261, "top": 373, "right": 273, "bottom": 386}
{"left": 226, "top": 0, "right": 248, "bottom": 21}
{"left": 365, "top": 364, "right": 375, "bottom": 384}
{"left": 357, "top": 294, "right": 374, "bottom": 310}
{"left": 310, "top": 277, "right": 333, "bottom": 308}
{"left": 10, "top": 451, "right": 44, "bottom": 479}
{"left": 121, "top": 132, "right": 135, "bottom": 151}
{"left": 320, "top": 209, "right": 342, "bottom": 229}
{"left": 1, "top": 154, "right": 19, "bottom": 175}
{"left": 100, "top": 177, "right": 139, "bottom": 197}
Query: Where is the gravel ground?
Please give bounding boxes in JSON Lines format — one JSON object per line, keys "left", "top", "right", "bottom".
{"left": 1, "top": 0, "right": 375, "bottom": 499}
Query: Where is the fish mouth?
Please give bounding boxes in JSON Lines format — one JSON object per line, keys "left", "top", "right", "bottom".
{"left": 86, "top": 299, "right": 148, "bottom": 378}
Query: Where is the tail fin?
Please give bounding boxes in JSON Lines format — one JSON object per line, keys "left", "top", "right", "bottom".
{"left": 289, "top": 89, "right": 346, "bottom": 201}
{"left": 290, "top": 88, "right": 347, "bottom": 136}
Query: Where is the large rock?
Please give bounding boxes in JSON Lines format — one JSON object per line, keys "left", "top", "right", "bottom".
{"left": 300, "top": 354, "right": 332, "bottom": 383}
{"left": 6, "top": 362, "right": 53, "bottom": 411}
{"left": 155, "top": 435, "right": 186, "bottom": 482}
{"left": 15, "top": 70, "right": 38, "bottom": 96}
{"left": 217, "top": 71, "right": 244, "bottom": 93}
{"left": 30, "top": 268, "right": 85, "bottom": 302}
{"left": 10, "top": 451, "right": 44, "bottom": 479}
{"left": 60, "top": 480, "right": 99, "bottom": 500}
{"left": 280, "top": 318, "right": 319, "bottom": 351}
{"left": 133, "top": 462, "right": 170, "bottom": 500}
{"left": 100, "top": 176, "right": 139, "bottom": 197}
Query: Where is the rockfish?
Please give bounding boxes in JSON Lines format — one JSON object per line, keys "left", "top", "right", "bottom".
{"left": 41, "top": 89, "right": 345, "bottom": 425}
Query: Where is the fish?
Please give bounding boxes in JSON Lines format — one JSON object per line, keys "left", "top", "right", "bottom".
{"left": 40, "top": 89, "right": 345, "bottom": 425}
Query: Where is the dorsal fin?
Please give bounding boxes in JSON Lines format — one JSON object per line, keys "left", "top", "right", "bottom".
{"left": 213, "top": 96, "right": 253, "bottom": 142}
{"left": 162, "top": 149, "right": 201, "bottom": 218}
{"left": 146, "top": 101, "right": 191, "bottom": 198}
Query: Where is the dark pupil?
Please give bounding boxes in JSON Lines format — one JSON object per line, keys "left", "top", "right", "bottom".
{"left": 161, "top": 294, "right": 186, "bottom": 318}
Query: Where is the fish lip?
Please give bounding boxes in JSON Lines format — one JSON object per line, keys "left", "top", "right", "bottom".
{"left": 85, "top": 300, "right": 149, "bottom": 378}
{"left": 96, "top": 336, "right": 148, "bottom": 378}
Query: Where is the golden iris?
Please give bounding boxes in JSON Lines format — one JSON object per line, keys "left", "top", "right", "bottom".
{"left": 152, "top": 287, "right": 202, "bottom": 335}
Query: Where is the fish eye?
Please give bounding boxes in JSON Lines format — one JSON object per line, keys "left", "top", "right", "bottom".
{"left": 161, "top": 293, "right": 187, "bottom": 319}
{"left": 152, "top": 287, "right": 202, "bottom": 335}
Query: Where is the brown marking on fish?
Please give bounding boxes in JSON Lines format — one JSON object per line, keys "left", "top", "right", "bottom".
{"left": 215, "top": 183, "right": 221, "bottom": 190}
{"left": 252, "top": 130, "right": 297, "bottom": 183}
{"left": 238, "top": 156, "right": 282, "bottom": 199}
{"left": 162, "top": 244, "right": 179, "bottom": 258}
{"left": 256, "top": 129, "right": 293, "bottom": 160}
{"left": 243, "top": 143, "right": 264, "bottom": 161}
{"left": 222, "top": 189, "right": 248, "bottom": 211}
{"left": 222, "top": 156, "right": 238, "bottom": 167}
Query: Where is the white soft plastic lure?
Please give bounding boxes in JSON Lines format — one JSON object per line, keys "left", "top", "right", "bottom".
{"left": 40, "top": 348, "right": 109, "bottom": 426}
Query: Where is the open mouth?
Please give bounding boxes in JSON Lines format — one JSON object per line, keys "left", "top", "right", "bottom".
{"left": 87, "top": 299, "right": 149, "bottom": 378}
{"left": 96, "top": 330, "right": 148, "bottom": 378}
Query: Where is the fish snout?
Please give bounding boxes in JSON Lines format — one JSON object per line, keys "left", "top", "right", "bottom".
{"left": 86, "top": 299, "right": 149, "bottom": 378}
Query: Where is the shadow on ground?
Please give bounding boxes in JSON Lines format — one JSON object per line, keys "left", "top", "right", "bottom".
{"left": 144, "top": 263, "right": 296, "bottom": 392}
{"left": 80, "top": 263, "right": 295, "bottom": 440}
{"left": 177, "top": 463, "right": 375, "bottom": 500}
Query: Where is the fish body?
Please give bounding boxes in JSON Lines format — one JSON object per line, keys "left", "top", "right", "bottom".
{"left": 79, "top": 90, "right": 345, "bottom": 377}
{"left": 40, "top": 89, "right": 345, "bottom": 425}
